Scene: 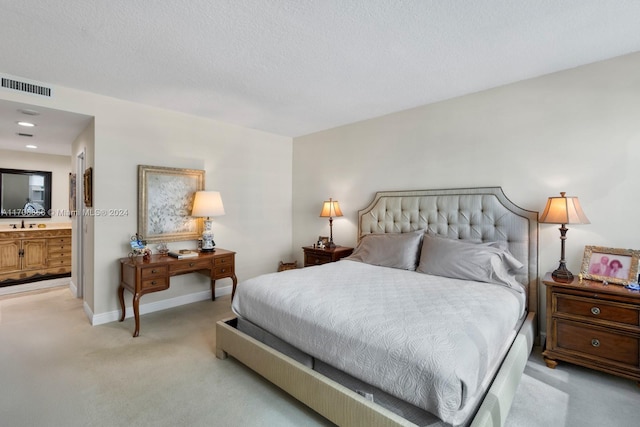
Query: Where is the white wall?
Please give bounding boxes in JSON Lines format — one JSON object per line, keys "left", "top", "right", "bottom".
{"left": 0, "top": 85, "right": 293, "bottom": 321}
{"left": 0, "top": 149, "right": 72, "bottom": 227}
{"left": 292, "top": 52, "right": 640, "bottom": 334}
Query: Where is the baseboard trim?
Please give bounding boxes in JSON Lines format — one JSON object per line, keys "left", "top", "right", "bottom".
{"left": 90, "top": 284, "right": 232, "bottom": 326}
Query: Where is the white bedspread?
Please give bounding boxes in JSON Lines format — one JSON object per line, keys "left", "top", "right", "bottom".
{"left": 232, "top": 260, "right": 525, "bottom": 425}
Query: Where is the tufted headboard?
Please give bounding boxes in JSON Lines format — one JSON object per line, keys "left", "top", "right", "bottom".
{"left": 358, "top": 187, "right": 538, "bottom": 315}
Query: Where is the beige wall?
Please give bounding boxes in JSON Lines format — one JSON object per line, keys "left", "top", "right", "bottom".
{"left": 292, "top": 52, "right": 640, "bottom": 334}
{"left": 0, "top": 85, "right": 293, "bottom": 322}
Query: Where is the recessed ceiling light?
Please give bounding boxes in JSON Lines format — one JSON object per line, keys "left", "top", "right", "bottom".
{"left": 18, "top": 108, "right": 40, "bottom": 116}
{"left": 17, "top": 121, "right": 36, "bottom": 127}
{"left": 25, "top": 144, "right": 38, "bottom": 149}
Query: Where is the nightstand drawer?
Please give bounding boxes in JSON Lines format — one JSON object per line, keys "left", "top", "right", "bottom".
{"left": 555, "top": 293, "right": 639, "bottom": 326}
{"left": 306, "top": 253, "right": 332, "bottom": 266}
{"left": 555, "top": 319, "right": 639, "bottom": 366}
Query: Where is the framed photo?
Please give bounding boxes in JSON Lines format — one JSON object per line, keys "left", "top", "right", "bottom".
{"left": 83, "top": 167, "right": 92, "bottom": 207}
{"left": 138, "top": 165, "right": 204, "bottom": 243}
{"left": 318, "top": 236, "right": 329, "bottom": 246}
{"left": 580, "top": 245, "right": 640, "bottom": 285}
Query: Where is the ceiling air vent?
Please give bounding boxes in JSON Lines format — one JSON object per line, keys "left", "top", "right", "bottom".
{"left": 1, "top": 74, "right": 53, "bottom": 97}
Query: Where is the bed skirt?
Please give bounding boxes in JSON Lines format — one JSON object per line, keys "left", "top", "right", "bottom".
{"left": 215, "top": 311, "right": 535, "bottom": 427}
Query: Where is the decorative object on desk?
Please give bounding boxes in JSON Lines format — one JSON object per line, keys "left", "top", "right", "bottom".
{"left": 129, "top": 233, "right": 149, "bottom": 259}
{"left": 539, "top": 192, "right": 590, "bottom": 282}
{"left": 317, "top": 236, "right": 328, "bottom": 249}
{"left": 168, "top": 250, "right": 199, "bottom": 259}
{"left": 138, "top": 165, "right": 204, "bottom": 243}
{"left": 319, "top": 198, "right": 342, "bottom": 248}
{"left": 625, "top": 282, "right": 640, "bottom": 290}
{"left": 580, "top": 245, "right": 640, "bottom": 285}
{"left": 191, "top": 191, "right": 225, "bottom": 252}
{"left": 83, "top": 167, "right": 92, "bottom": 207}
{"left": 156, "top": 241, "right": 169, "bottom": 256}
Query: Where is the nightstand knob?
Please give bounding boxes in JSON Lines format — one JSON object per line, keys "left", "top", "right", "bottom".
{"left": 591, "top": 338, "right": 600, "bottom": 347}
{"left": 590, "top": 307, "right": 601, "bottom": 315}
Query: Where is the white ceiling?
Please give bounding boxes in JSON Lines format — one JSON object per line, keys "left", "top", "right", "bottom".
{"left": 1, "top": 0, "right": 639, "bottom": 156}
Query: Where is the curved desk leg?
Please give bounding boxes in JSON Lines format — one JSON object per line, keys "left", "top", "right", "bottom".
{"left": 118, "top": 285, "right": 126, "bottom": 322}
{"left": 132, "top": 293, "right": 141, "bottom": 337}
{"left": 211, "top": 279, "right": 216, "bottom": 301}
{"left": 231, "top": 274, "right": 238, "bottom": 300}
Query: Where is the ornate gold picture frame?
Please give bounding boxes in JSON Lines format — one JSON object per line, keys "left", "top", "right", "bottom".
{"left": 138, "top": 165, "right": 204, "bottom": 243}
{"left": 83, "top": 167, "right": 92, "bottom": 207}
{"left": 580, "top": 245, "right": 640, "bottom": 285}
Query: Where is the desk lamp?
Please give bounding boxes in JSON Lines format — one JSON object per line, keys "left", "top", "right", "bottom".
{"left": 192, "top": 191, "right": 225, "bottom": 252}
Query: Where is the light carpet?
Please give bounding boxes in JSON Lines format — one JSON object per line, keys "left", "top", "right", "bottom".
{"left": 0, "top": 287, "right": 638, "bottom": 427}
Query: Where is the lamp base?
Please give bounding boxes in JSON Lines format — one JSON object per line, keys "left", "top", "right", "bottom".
{"left": 200, "top": 247, "right": 215, "bottom": 253}
{"left": 552, "top": 263, "right": 574, "bottom": 283}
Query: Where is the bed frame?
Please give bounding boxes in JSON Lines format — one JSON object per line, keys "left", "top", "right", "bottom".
{"left": 216, "top": 187, "right": 538, "bottom": 427}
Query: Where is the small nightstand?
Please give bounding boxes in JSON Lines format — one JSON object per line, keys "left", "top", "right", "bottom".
{"left": 302, "top": 246, "right": 353, "bottom": 267}
{"left": 542, "top": 273, "right": 640, "bottom": 385}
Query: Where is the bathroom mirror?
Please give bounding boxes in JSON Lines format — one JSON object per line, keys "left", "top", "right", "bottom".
{"left": 0, "top": 168, "right": 52, "bottom": 218}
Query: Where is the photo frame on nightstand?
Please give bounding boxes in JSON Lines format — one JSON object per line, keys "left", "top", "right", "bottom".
{"left": 580, "top": 245, "right": 640, "bottom": 285}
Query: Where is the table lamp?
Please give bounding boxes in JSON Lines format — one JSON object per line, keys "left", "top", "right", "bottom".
{"left": 319, "top": 197, "right": 343, "bottom": 248}
{"left": 539, "top": 192, "right": 590, "bottom": 282}
{"left": 191, "top": 191, "right": 225, "bottom": 252}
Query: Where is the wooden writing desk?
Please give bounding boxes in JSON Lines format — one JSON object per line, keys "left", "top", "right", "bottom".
{"left": 118, "top": 249, "right": 237, "bottom": 337}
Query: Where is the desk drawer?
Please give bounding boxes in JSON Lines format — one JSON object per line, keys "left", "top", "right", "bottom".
{"left": 169, "top": 258, "right": 212, "bottom": 274}
{"left": 555, "top": 319, "right": 639, "bottom": 366}
{"left": 141, "top": 277, "right": 169, "bottom": 291}
{"left": 555, "top": 293, "right": 639, "bottom": 326}
{"left": 214, "top": 255, "right": 234, "bottom": 267}
{"left": 141, "top": 265, "right": 168, "bottom": 278}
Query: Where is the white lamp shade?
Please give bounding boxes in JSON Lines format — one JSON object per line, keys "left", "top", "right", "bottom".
{"left": 191, "top": 191, "right": 225, "bottom": 217}
{"left": 539, "top": 192, "right": 589, "bottom": 224}
{"left": 319, "top": 198, "right": 343, "bottom": 218}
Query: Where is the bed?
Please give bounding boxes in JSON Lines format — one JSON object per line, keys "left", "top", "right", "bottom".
{"left": 216, "top": 187, "right": 538, "bottom": 427}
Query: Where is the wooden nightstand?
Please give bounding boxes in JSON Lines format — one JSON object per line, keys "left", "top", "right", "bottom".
{"left": 542, "top": 273, "right": 640, "bottom": 384}
{"left": 302, "top": 246, "right": 353, "bottom": 267}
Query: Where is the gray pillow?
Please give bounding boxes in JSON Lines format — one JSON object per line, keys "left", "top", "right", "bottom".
{"left": 416, "top": 234, "right": 524, "bottom": 291}
{"left": 345, "top": 230, "right": 424, "bottom": 270}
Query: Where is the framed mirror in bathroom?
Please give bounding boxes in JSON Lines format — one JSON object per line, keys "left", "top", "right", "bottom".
{"left": 0, "top": 168, "right": 52, "bottom": 218}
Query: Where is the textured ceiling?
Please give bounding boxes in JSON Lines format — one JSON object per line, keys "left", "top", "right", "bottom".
{"left": 1, "top": 0, "right": 640, "bottom": 155}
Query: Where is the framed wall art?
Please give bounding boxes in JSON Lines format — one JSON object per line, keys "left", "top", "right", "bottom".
{"left": 68, "top": 172, "right": 76, "bottom": 216}
{"left": 138, "top": 165, "right": 204, "bottom": 243}
{"left": 580, "top": 245, "right": 640, "bottom": 285}
{"left": 83, "top": 167, "right": 93, "bottom": 207}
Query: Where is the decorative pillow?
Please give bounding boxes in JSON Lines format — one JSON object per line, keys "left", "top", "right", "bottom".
{"left": 344, "top": 230, "right": 424, "bottom": 270}
{"left": 416, "top": 234, "right": 524, "bottom": 291}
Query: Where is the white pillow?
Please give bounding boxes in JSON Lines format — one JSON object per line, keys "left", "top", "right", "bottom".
{"left": 344, "top": 230, "right": 424, "bottom": 270}
{"left": 416, "top": 234, "right": 524, "bottom": 291}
